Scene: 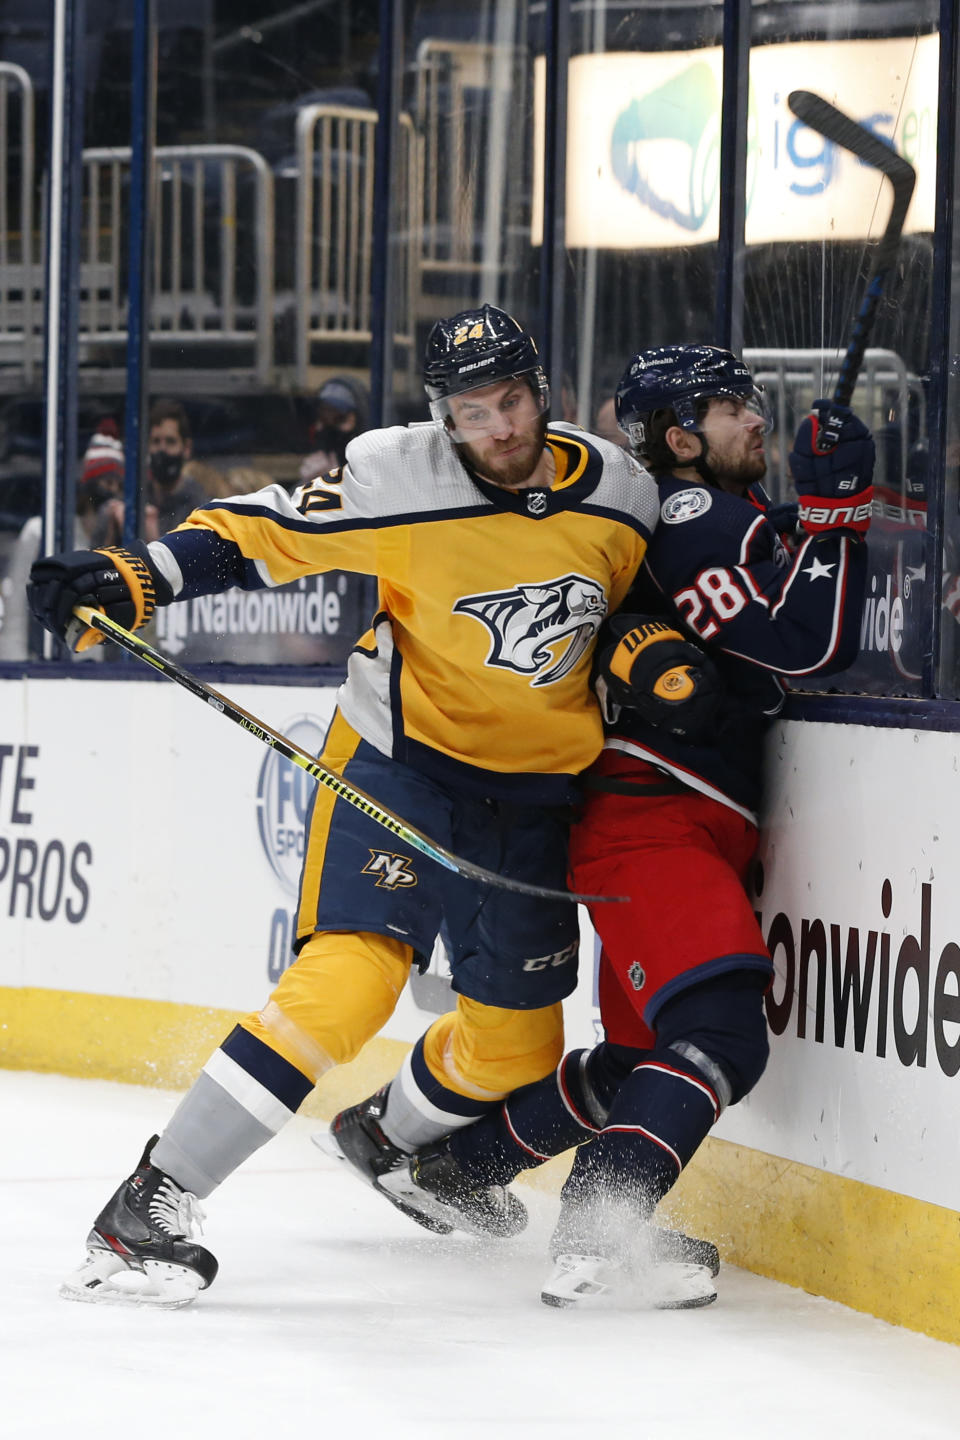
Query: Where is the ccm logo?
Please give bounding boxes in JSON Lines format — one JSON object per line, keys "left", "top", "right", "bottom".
{"left": 522, "top": 941, "right": 577, "bottom": 972}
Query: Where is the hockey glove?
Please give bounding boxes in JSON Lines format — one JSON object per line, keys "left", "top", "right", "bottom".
{"left": 789, "top": 399, "right": 874, "bottom": 536}
{"left": 594, "top": 614, "right": 721, "bottom": 743}
{"left": 27, "top": 541, "right": 172, "bottom": 652}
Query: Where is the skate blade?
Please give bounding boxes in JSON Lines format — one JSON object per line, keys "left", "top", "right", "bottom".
{"left": 60, "top": 1249, "right": 204, "bottom": 1309}
{"left": 378, "top": 1170, "right": 526, "bottom": 1241}
{"left": 376, "top": 1169, "right": 456, "bottom": 1236}
{"left": 541, "top": 1256, "right": 718, "bottom": 1311}
{"left": 645, "top": 1261, "right": 718, "bottom": 1311}
{"left": 310, "top": 1126, "right": 349, "bottom": 1165}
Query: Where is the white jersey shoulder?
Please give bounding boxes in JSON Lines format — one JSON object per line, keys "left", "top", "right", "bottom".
{"left": 341, "top": 420, "right": 490, "bottom": 517}
{"left": 552, "top": 421, "right": 660, "bottom": 533}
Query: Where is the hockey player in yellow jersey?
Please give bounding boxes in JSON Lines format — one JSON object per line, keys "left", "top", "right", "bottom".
{"left": 28, "top": 304, "right": 667, "bottom": 1305}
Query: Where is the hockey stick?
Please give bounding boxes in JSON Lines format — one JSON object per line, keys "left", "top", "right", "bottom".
{"left": 74, "top": 605, "right": 621, "bottom": 905}
{"left": 787, "top": 91, "right": 916, "bottom": 429}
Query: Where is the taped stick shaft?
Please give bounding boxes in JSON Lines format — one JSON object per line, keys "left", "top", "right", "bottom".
{"left": 74, "top": 606, "right": 622, "bottom": 905}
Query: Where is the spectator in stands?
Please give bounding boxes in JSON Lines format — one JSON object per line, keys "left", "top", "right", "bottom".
{"left": 299, "top": 375, "right": 369, "bottom": 482}
{"left": 0, "top": 421, "right": 125, "bottom": 661}
{"left": 144, "top": 399, "right": 209, "bottom": 538}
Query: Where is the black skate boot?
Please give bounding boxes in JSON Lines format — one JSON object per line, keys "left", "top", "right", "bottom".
{"left": 378, "top": 1139, "right": 528, "bottom": 1239}
{"left": 60, "top": 1136, "right": 219, "bottom": 1308}
{"left": 653, "top": 1226, "right": 720, "bottom": 1277}
{"left": 313, "top": 1087, "right": 454, "bottom": 1236}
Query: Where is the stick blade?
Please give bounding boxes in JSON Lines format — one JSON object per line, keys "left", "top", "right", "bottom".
{"left": 787, "top": 89, "right": 916, "bottom": 197}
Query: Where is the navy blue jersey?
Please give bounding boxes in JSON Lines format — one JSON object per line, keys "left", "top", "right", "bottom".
{"left": 601, "top": 477, "right": 867, "bottom": 820}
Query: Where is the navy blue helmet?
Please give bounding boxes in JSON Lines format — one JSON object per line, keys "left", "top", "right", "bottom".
{"left": 615, "top": 345, "right": 769, "bottom": 459}
{"left": 423, "top": 305, "right": 550, "bottom": 430}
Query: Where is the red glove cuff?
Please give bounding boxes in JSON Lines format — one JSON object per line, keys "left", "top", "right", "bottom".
{"left": 798, "top": 485, "right": 873, "bottom": 535}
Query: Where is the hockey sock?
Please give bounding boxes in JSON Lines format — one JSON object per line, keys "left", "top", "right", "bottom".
{"left": 380, "top": 1036, "right": 503, "bottom": 1151}
{"left": 447, "top": 1043, "right": 646, "bottom": 1187}
{"left": 381, "top": 997, "right": 565, "bottom": 1151}
{"left": 152, "top": 1025, "right": 315, "bottom": 1197}
{"left": 566, "top": 1046, "right": 725, "bottom": 1212}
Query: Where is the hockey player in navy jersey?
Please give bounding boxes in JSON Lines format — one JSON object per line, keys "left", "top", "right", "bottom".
{"left": 367, "top": 344, "right": 872, "bottom": 1308}
{"left": 26, "top": 305, "right": 674, "bottom": 1307}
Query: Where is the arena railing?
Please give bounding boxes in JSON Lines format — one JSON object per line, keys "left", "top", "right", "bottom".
{"left": 744, "top": 347, "right": 919, "bottom": 502}
{"left": 294, "top": 103, "right": 419, "bottom": 386}
{"left": 78, "top": 144, "right": 275, "bottom": 386}
{"left": 0, "top": 62, "right": 36, "bottom": 388}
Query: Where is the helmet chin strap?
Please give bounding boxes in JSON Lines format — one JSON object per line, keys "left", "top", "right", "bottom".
{"left": 690, "top": 434, "right": 719, "bottom": 488}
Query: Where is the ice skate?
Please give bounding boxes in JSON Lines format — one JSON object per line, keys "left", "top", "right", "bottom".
{"left": 540, "top": 1251, "right": 716, "bottom": 1310}
{"left": 314, "top": 1088, "right": 455, "bottom": 1235}
{"left": 60, "top": 1136, "right": 218, "bottom": 1308}
{"left": 541, "top": 1195, "right": 717, "bottom": 1310}
{"left": 378, "top": 1139, "right": 528, "bottom": 1239}
{"left": 653, "top": 1224, "right": 720, "bottom": 1278}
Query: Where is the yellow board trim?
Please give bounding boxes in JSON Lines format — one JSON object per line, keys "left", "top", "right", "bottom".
{"left": 0, "top": 985, "right": 408, "bottom": 1116}
{"left": 3, "top": 985, "right": 959, "bottom": 1345}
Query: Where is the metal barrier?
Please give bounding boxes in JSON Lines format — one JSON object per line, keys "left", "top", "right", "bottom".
{"left": 0, "top": 63, "right": 35, "bottom": 386}
{"left": 295, "top": 104, "right": 419, "bottom": 385}
{"left": 80, "top": 145, "right": 275, "bottom": 384}
{"left": 413, "top": 38, "right": 523, "bottom": 306}
{"left": 744, "top": 348, "right": 920, "bottom": 500}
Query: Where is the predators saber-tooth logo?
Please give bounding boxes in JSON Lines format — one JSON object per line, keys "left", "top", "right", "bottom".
{"left": 454, "top": 573, "right": 606, "bottom": 686}
{"left": 363, "top": 850, "right": 418, "bottom": 889}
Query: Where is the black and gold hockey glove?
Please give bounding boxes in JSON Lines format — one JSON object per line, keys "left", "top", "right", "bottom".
{"left": 27, "top": 541, "right": 172, "bottom": 653}
{"left": 594, "top": 614, "right": 721, "bottom": 742}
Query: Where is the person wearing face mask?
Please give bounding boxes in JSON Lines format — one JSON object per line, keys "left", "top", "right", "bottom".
{"left": 143, "top": 399, "right": 209, "bottom": 537}
{"left": 299, "top": 375, "right": 370, "bottom": 484}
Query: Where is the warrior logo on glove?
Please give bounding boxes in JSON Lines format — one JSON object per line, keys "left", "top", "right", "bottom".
{"left": 594, "top": 614, "right": 721, "bottom": 742}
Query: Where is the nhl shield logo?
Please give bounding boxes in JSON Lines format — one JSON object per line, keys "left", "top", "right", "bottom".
{"left": 454, "top": 572, "right": 606, "bottom": 686}
{"left": 526, "top": 489, "right": 548, "bottom": 516}
{"left": 662, "top": 488, "right": 712, "bottom": 524}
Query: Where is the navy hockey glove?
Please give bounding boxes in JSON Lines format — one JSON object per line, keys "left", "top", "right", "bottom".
{"left": 27, "top": 541, "right": 171, "bottom": 652}
{"left": 789, "top": 400, "right": 874, "bottom": 536}
{"left": 594, "top": 614, "right": 721, "bottom": 742}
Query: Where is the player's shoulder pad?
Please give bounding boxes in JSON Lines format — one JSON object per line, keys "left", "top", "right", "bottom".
{"left": 552, "top": 421, "right": 659, "bottom": 532}
{"left": 344, "top": 422, "right": 438, "bottom": 469}
{"left": 343, "top": 419, "right": 481, "bottom": 514}
{"left": 656, "top": 480, "right": 771, "bottom": 545}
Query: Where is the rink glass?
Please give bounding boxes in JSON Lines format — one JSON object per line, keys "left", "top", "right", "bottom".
{"left": 1, "top": 0, "right": 959, "bottom": 709}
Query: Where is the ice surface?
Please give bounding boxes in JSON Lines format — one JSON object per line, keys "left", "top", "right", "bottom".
{"left": 2, "top": 1070, "right": 958, "bottom": 1439}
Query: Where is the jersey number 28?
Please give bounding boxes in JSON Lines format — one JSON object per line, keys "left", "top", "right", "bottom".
{"left": 674, "top": 567, "right": 749, "bottom": 640}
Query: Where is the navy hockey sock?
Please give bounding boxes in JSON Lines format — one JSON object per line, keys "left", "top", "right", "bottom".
{"left": 564, "top": 1046, "right": 723, "bottom": 1211}
{"left": 449, "top": 1043, "right": 645, "bottom": 1187}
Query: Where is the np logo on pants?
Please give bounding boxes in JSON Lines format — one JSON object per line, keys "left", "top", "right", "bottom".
{"left": 363, "top": 850, "right": 418, "bottom": 889}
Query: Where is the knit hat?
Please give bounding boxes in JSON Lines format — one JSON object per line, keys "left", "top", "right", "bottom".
{"left": 316, "top": 376, "right": 368, "bottom": 428}
{"left": 80, "top": 419, "right": 124, "bottom": 490}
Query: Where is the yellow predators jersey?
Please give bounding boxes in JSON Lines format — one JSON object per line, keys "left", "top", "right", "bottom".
{"left": 153, "top": 421, "right": 659, "bottom": 801}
